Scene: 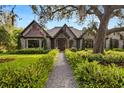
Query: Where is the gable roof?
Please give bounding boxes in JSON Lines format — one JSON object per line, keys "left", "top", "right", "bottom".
{"left": 80, "top": 30, "right": 96, "bottom": 38}
{"left": 20, "top": 20, "right": 49, "bottom": 37}
{"left": 47, "top": 24, "right": 82, "bottom": 38}
{"left": 69, "top": 27, "right": 82, "bottom": 38}
{"left": 47, "top": 27, "right": 61, "bottom": 37}
{"left": 54, "top": 24, "right": 77, "bottom": 38}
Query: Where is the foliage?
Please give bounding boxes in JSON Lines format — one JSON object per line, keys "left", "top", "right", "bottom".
{"left": 0, "top": 26, "right": 11, "bottom": 49}
{"left": 76, "top": 50, "right": 124, "bottom": 63}
{"left": 11, "top": 27, "right": 23, "bottom": 49}
{"left": 111, "top": 48, "right": 124, "bottom": 52}
{"left": 7, "top": 48, "right": 49, "bottom": 54}
{"left": 70, "top": 47, "right": 77, "bottom": 52}
{"left": 74, "top": 60, "right": 124, "bottom": 88}
{"left": 0, "top": 24, "right": 22, "bottom": 50}
{"left": 65, "top": 49, "right": 124, "bottom": 88}
{"left": 0, "top": 49, "right": 58, "bottom": 88}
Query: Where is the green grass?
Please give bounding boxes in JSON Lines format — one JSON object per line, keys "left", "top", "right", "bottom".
{"left": 0, "top": 54, "right": 43, "bottom": 71}
{"left": 0, "top": 49, "right": 59, "bottom": 88}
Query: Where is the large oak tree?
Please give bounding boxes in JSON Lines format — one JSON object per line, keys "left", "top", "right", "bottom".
{"left": 31, "top": 5, "right": 124, "bottom": 53}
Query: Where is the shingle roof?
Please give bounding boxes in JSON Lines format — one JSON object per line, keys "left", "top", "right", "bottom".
{"left": 21, "top": 20, "right": 50, "bottom": 37}
{"left": 47, "top": 27, "right": 61, "bottom": 37}
{"left": 47, "top": 26, "right": 82, "bottom": 38}
{"left": 21, "top": 20, "right": 83, "bottom": 38}
{"left": 69, "top": 27, "right": 82, "bottom": 38}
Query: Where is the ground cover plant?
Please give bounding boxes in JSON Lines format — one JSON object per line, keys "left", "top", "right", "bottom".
{"left": 65, "top": 49, "right": 124, "bottom": 88}
{"left": 0, "top": 49, "right": 58, "bottom": 88}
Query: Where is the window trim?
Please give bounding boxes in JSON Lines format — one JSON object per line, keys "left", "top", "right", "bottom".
{"left": 27, "top": 39, "right": 40, "bottom": 48}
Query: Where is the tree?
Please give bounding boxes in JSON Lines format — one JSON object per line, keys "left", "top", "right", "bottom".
{"left": 31, "top": 5, "right": 124, "bottom": 53}
{"left": 11, "top": 27, "right": 23, "bottom": 49}
{"left": 0, "top": 5, "right": 17, "bottom": 27}
{"left": 0, "top": 5, "right": 22, "bottom": 50}
{"left": 0, "top": 26, "right": 11, "bottom": 50}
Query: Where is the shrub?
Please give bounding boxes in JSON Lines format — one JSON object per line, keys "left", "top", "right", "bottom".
{"left": 70, "top": 47, "right": 77, "bottom": 52}
{"left": 65, "top": 49, "right": 124, "bottom": 88}
{"left": 0, "top": 49, "right": 58, "bottom": 88}
{"left": 77, "top": 50, "right": 124, "bottom": 64}
{"left": 65, "top": 49, "right": 83, "bottom": 68}
{"left": 74, "top": 60, "right": 124, "bottom": 88}
{"left": 7, "top": 48, "right": 49, "bottom": 54}
{"left": 103, "top": 54, "right": 124, "bottom": 63}
{"left": 112, "top": 48, "right": 124, "bottom": 52}
{"left": 0, "top": 50, "right": 3, "bottom": 54}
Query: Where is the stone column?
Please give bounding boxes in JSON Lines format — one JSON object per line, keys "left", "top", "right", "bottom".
{"left": 80, "top": 39, "right": 82, "bottom": 50}
{"left": 39, "top": 39, "right": 42, "bottom": 48}
{"left": 20, "top": 38, "right": 25, "bottom": 49}
{"left": 46, "top": 38, "right": 51, "bottom": 50}
{"left": 119, "top": 40, "right": 123, "bottom": 48}
{"left": 106, "top": 39, "right": 110, "bottom": 49}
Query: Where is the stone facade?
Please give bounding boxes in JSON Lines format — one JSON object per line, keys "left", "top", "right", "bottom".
{"left": 105, "top": 32, "right": 124, "bottom": 49}
{"left": 20, "top": 20, "right": 124, "bottom": 50}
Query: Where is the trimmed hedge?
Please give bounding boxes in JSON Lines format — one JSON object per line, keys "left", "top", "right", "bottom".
{"left": 106, "top": 48, "right": 124, "bottom": 52}
{"left": 65, "top": 49, "right": 124, "bottom": 88}
{"left": 74, "top": 60, "right": 124, "bottom": 88}
{"left": 0, "top": 49, "right": 58, "bottom": 88}
{"left": 7, "top": 48, "right": 49, "bottom": 54}
{"left": 0, "top": 50, "right": 3, "bottom": 53}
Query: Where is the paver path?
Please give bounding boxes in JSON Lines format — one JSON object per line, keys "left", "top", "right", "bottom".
{"left": 46, "top": 52, "right": 77, "bottom": 88}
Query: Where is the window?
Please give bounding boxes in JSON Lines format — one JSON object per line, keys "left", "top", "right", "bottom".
{"left": 84, "top": 39, "right": 93, "bottom": 48}
{"left": 28, "top": 40, "right": 39, "bottom": 48}
{"left": 110, "top": 39, "right": 119, "bottom": 48}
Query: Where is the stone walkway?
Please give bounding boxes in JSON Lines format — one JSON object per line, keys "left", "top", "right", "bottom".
{"left": 46, "top": 52, "right": 77, "bottom": 88}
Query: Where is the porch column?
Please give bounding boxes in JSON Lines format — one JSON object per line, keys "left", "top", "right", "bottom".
{"left": 46, "top": 38, "right": 51, "bottom": 49}
{"left": 67, "top": 39, "right": 69, "bottom": 48}
{"left": 119, "top": 40, "right": 123, "bottom": 48}
{"left": 79, "top": 39, "right": 82, "bottom": 49}
{"left": 106, "top": 39, "right": 110, "bottom": 49}
{"left": 39, "top": 39, "right": 42, "bottom": 48}
{"left": 20, "top": 37, "right": 25, "bottom": 49}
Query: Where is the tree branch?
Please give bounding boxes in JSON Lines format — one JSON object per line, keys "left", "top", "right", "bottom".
{"left": 106, "top": 27, "right": 124, "bottom": 35}
{"left": 10, "top": 5, "right": 16, "bottom": 14}
{"left": 90, "top": 6, "right": 102, "bottom": 20}
{"left": 51, "top": 5, "right": 78, "bottom": 15}
{"left": 111, "top": 5, "right": 124, "bottom": 10}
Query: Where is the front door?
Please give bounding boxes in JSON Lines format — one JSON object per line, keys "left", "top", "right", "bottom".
{"left": 57, "top": 38, "right": 67, "bottom": 51}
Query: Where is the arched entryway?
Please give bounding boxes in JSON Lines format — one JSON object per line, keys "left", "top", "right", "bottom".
{"left": 57, "top": 38, "right": 67, "bottom": 51}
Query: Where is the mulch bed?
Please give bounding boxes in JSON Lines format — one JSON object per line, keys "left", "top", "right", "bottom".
{"left": 99, "top": 61, "right": 124, "bottom": 68}
{"left": 0, "top": 58, "right": 15, "bottom": 63}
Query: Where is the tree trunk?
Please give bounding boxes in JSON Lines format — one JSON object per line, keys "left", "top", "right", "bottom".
{"left": 93, "top": 26, "right": 106, "bottom": 54}
{"left": 93, "top": 6, "right": 112, "bottom": 54}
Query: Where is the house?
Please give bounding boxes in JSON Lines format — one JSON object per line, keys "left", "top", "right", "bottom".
{"left": 20, "top": 20, "right": 124, "bottom": 50}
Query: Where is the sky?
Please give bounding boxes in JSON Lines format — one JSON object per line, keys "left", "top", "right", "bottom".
{"left": 4, "top": 5, "right": 121, "bottom": 30}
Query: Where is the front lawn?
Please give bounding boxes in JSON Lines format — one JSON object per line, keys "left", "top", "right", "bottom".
{"left": 0, "top": 54, "right": 42, "bottom": 71}
{"left": 0, "top": 49, "right": 58, "bottom": 88}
